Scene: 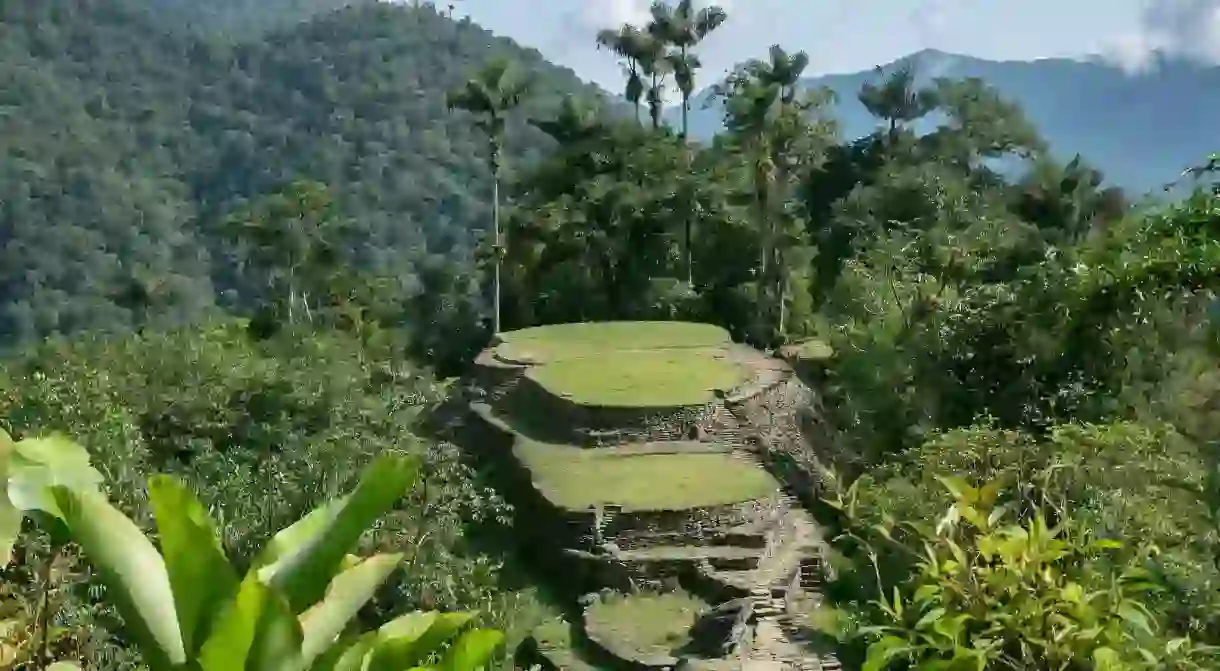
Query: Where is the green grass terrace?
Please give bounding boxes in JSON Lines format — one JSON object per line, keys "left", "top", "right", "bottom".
{"left": 584, "top": 591, "right": 709, "bottom": 663}
{"left": 472, "top": 405, "right": 779, "bottom": 511}
{"left": 495, "top": 321, "right": 748, "bottom": 407}
{"left": 518, "top": 440, "right": 777, "bottom": 511}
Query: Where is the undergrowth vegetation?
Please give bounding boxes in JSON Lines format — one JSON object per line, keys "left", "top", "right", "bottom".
{"left": 2, "top": 0, "right": 1220, "bottom": 668}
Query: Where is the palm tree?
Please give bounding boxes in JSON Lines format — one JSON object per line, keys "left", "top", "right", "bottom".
{"left": 857, "top": 61, "right": 938, "bottom": 152}
{"left": 650, "top": 0, "right": 727, "bottom": 140}
{"left": 446, "top": 58, "right": 530, "bottom": 334}
{"left": 636, "top": 32, "right": 669, "bottom": 130}
{"left": 529, "top": 95, "right": 601, "bottom": 146}
{"left": 596, "top": 24, "right": 650, "bottom": 125}
{"left": 718, "top": 46, "right": 822, "bottom": 343}
{"left": 651, "top": 0, "right": 727, "bottom": 284}
{"left": 719, "top": 74, "right": 781, "bottom": 342}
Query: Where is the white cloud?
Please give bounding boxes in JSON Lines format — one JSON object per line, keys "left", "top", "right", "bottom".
{"left": 1100, "top": 32, "right": 1164, "bottom": 73}
{"left": 1101, "top": 0, "right": 1220, "bottom": 70}
{"left": 1144, "top": 0, "right": 1220, "bottom": 62}
{"left": 580, "top": 0, "right": 651, "bottom": 29}
{"left": 577, "top": 0, "right": 735, "bottom": 31}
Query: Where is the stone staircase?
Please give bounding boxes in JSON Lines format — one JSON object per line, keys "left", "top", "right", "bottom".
{"left": 718, "top": 363, "right": 842, "bottom": 671}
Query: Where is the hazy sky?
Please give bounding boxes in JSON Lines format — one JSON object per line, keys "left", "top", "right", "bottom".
{"left": 430, "top": 0, "right": 1220, "bottom": 92}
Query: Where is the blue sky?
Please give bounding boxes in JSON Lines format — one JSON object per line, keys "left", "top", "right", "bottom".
{"left": 432, "top": 0, "right": 1220, "bottom": 93}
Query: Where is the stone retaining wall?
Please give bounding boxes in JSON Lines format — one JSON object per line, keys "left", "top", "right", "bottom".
{"left": 508, "top": 373, "right": 716, "bottom": 445}
{"left": 471, "top": 353, "right": 525, "bottom": 397}
{"left": 604, "top": 496, "right": 778, "bottom": 541}
{"left": 469, "top": 402, "right": 784, "bottom": 557}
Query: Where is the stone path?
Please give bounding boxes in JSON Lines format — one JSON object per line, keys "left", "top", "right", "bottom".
{"left": 718, "top": 351, "right": 842, "bottom": 671}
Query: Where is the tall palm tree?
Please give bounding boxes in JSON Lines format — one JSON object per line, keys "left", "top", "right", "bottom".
{"left": 596, "top": 24, "right": 650, "bottom": 125}
{"left": 530, "top": 95, "right": 601, "bottom": 146}
{"left": 636, "top": 32, "right": 669, "bottom": 130}
{"left": 719, "top": 46, "right": 820, "bottom": 343}
{"left": 650, "top": 0, "right": 727, "bottom": 140}
{"left": 719, "top": 74, "right": 781, "bottom": 342}
{"left": 651, "top": 0, "right": 727, "bottom": 284}
{"left": 858, "top": 61, "right": 938, "bottom": 152}
{"left": 446, "top": 58, "right": 530, "bottom": 334}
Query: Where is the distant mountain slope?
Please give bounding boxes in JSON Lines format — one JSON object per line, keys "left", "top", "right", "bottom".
{"left": 674, "top": 49, "right": 1220, "bottom": 193}
{"left": 147, "top": 0, "right": 376, "bottom": 39}
{"left": 0, "top": 0, "right": 608, "bottom": 345}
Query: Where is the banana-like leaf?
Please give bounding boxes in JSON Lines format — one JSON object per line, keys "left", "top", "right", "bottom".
{"left": 437, "top": 628, "right": 505, "bottom": 671}
{"left": 257, "top": 453, "right": 418, "bottom": 612}
{"left": 250, "top": 495, "right": 349, "bottom": 573}
{"left": 246, "top": 584, "right": 304, "bottom": 671}
{"left": 296, "top": 553, "right": 403, "bottom": 669}
{"left": 50, "top": 486, "right": 186, "bottom": 668}
{"left": 196, "top": 576, "right": 272, "bottom": 671}
{"left": 8, "top": 435, "right": 103, "bottom": 520}
{"left": 148, "top": 475, "right": 240, "bottom": 657}
{"left": 0, "top": 430, "right": 20, "bottom": 566}
{"left": 310, "top": 633, "right": 377, "bottom": 671}
{"left": 367, "top": 611, "right": 475, "bottom": 671}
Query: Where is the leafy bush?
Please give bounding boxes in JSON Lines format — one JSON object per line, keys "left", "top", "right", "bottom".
{"left": 820, "top": 476, "right": 1218, "bottom": 670}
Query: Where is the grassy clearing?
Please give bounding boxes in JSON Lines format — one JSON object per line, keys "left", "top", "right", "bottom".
{"left": 528, "top": 349, "right": 745, "bottom": 407}
{"left": 796, "top": 338, "right": 833, "bottom": 361}
{"left": 584, "top": 591, "right": 707, "bottom": 661}
{"left": 531, "top": 618, "right": 598, "bottom": 671}
{"left": 516, "top": 439, "right": 777, "bottom": 511}
{"left": 501, "top": 321, "right": 729, "bottom": 357}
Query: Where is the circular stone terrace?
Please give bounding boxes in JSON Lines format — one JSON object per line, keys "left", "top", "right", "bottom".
{"left": 471, "top": 321, "right": 785, "bottom": 514}
{"left": 474, "top": 323, "right": 830, "bottom": 670}
{"left": 493, "top": 321, "right": 746, "bottom": 408}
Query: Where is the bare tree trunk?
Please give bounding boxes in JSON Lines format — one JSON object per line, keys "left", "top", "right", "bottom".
{"left": 493, "top": 169, "right": 502, "bottom": 334}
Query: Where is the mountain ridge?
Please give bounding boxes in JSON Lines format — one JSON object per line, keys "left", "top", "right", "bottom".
{"left": 670, "top": 48, "right": 1220, "bottom": 193}
{"left": 0, "top": 0, "right": 609, "bottom": 345}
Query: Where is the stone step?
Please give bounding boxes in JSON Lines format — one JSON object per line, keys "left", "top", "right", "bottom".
{"left": 605, "top": 544, "right": 762, "bottom": 571}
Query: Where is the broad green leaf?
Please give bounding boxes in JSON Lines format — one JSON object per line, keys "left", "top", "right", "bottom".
{"left": 258, "top": 453, "right": 418, "bottom": 612}
{"left": 148, "top": 475, "right": 239, "bottom": 657}
{"left": 246, "top": 585, "right": 304, "bottom": 671}
{"left": 250, "top": 495, "right": 349, "bottom": 573}
{"left": 0, "top": 430, "right": 19, "bottom": 566}
{"left": 862, "top": 635, "right": 910, "bottom": 671}
{"left": 8, "top": 435, "right": 103, "bottom": 520}
{"left": 196, "top": 576, "right": 271, "bottom": 671}
{"left": 368, "top": 611, "right": 475, "bottom": 671}
{"left": 1117, "top": 601, "right": 1156, "bottom": 637}
{"left": 310, "top": 633, "right": 377, "bottom": 671}
{"left": 50, "top": 486, "right": 186, "bottom": 667}
{"left": 934, "top": 475, "right": 973, "bottom": 502}
{"left": 437, "top": 628, "right": 504, "bottom": 671}
{"left": 297, "top": 553, "right": 404, "bottom": 668}
{"left": 1093, "top": 646, "right": 1123, "bottom": 671}
{"left": 914, "top": 607, "right": 946, "bottom": 631}
{"left": 46, "top": 663, "right": 83, "bottom": 671}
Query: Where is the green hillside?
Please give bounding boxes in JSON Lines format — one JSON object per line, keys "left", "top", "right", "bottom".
{"left": 0, "top": 0, "right": 608, "bottom": 347}
{"left": 0, "top": 1, "right": 1219, "bottom": 667}
{"left": 146, "top": 0, "right": 375, "bottom": 38}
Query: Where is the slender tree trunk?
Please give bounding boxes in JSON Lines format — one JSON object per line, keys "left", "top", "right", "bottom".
{"left": 681, "top": 45, "right": 693, "bottom": 286}
{"left": 776, "top": 245, "right": 786, "bottom": 338}
{"left": 493, "top": 166, "right": 502, "bottom": 334}
{"left": 754, "top": 158, "right": 769, "bottom": 344}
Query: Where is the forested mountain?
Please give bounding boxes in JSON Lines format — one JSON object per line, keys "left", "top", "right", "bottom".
{"left": 3, "top": 0, "right": 1220, "bottom": 668}
{"left": 146, "top": 0, "right": 374, "bottom": 38}
{"left": 0, "top": 0, "right": 607, "bottom": 347}
{"left": 673, "top": 48, "right": 1220, "bottom": 193}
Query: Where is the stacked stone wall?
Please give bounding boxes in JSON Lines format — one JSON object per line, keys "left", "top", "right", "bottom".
{"left": 506, "top": 374, "right": 716, "bottom": 445}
